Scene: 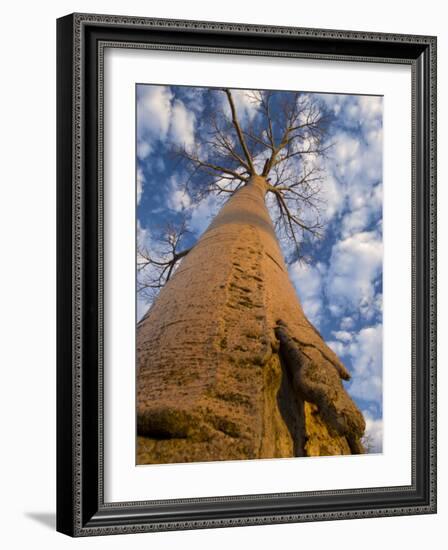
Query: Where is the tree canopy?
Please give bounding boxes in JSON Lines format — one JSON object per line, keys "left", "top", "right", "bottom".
{"left": 138, "top": 87, "right": 332, "bottom": 300}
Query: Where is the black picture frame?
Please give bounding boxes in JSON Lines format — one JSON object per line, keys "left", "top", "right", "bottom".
{"left": 56, "top": 13, "right": 437, "bottom": 537}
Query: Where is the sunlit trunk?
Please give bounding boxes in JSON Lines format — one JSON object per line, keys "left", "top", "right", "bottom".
{"left": 137, "top": 175, "right": 365, "bottom": 464}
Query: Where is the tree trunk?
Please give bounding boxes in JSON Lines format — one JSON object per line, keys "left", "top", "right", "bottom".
{"left": 137, "top": 175, "right": 365, "bottom": 464}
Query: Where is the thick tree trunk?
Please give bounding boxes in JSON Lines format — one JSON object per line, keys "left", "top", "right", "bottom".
{"left": 137, "top": 175, "right": 365, "bottom": 464}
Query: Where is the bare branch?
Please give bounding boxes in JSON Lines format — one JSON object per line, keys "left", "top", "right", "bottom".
{"left": 164, "top": 88, "right": 332, "bottom": 266}
{"left": 178, "top": 146, "right": 249, "bottom": 184}
{"left": 224, "top": 89, "right": 255, "bottom": 174}
{"left": 137, "top": 221, "right": 193, "bottom": 301}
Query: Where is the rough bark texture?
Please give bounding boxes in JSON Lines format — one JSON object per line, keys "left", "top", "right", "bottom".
{"left": 137, "top": 176, "right": 365, "bottom": 464}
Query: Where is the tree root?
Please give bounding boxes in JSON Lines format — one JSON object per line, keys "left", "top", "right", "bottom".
{"left": 274, "top": 320, "right": 365, "bottom": 452}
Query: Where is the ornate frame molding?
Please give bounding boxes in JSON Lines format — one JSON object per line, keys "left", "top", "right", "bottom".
{"left": 57, "top": 13, "right": 437, "bottom": 537}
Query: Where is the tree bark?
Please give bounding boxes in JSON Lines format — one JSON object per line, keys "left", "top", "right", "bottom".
{"left": 137, "top": 175, "right": 365, "bottom": 464}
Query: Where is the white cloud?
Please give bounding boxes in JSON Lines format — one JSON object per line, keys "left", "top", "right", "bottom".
{"left": 167, "top": 175, "right": 191, "bottom": 212}
{"left": 340, "top": 207, "right": 370, "bottom": 238}
{"left": 327, "top": 340, "right": 346, "bottom": 357}
{"left": 321, "top": 173, "right": 345, "bottom": 223}
{"left": 137, "top": 219, "right": 150, "bottom": 250}
{"left": 362, "top": 410, "right": 383, "bottom": 453}
{"left": 332, "top": 330, "right": 352, "bottom": 343}
{"left": 137, "top": 85, "right": 173, "bottom": 141}
{"left": 137, "top": 167, "right": 145, "bottom": 205}
{"left": 289, "top": 261, "right": 326, "bottom": 327}
{"left": 222, "top": 89, "right": 260, "bottom": 123}
{"left": 154, "top": 157, "right": 165, "bottom": 173}
{"left": 137, "top": 86, "right": 198, "bottom": 157}
{"left": 180, "top": 87, "right": 206, "bottom": 113}
{"left": 347, "top": 324, "right": 383, "bottom": 403}
{"left": 340, "top": 316, "right": 354, "bottom": 330}
{"left": 325, "top": 323, "right": 383, "bottom": 407}
{"left": 310, "top": 94, "right": 383, "bottom": 237}
{"left": 326, "top": 231, "right": 383, "bottom": 319}
{"left": 328, "top": 128, "right": 382, "bottom": 211}
{"left": 334, "top": 135, "right": 360, "bottom": 167}
{"left": 340, "top": 182, "right": 382, "bottom": 238}
{"left": 169, "top": 190, "right": 191, "bottom": 211}
{"left": 169, "top": 99, "right": 196, "bottom": 150}
{"left": 137, "top": 140, "right": 152, "bottom": 161}
{"left": 319, "top": 94, "right": 382, "bottom": 134}
{"left": 189, "top": 194, "right": 220, "bottom": 236}
{"left": 234, "top": 89, "right": 261, "bottom": 121}
{"left": 359, "top": 95, "right": 383, "bottom": 121}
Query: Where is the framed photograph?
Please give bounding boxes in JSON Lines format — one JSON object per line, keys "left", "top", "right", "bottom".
{"left": 56, "top": 13, "right": 437, "bottom": 536}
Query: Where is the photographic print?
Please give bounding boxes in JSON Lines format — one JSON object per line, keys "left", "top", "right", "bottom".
{"left": 57, "top": 15, "right": 436, "bottom": 534}
{"left": 135, "top": 84, "right": 383, "bottom": 465}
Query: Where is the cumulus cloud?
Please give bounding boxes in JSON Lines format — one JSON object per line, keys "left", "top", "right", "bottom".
{"left": 167, "top": 175, "right": 191, "bottom": 212}
{"left": 168, "top": 189, "right": 191, "bottom": 211}
{"left": 327, "top": 129, "right": 382, "bottom": 227}
{"left": 334, "top": 134, "right": 361, "bottom": 169}
{"left": 137, "top": 140, "right": 152, "bottom": 161}
{"left": 221, "top": 88, "right": 260, "bottom": 122}
{"left": 320, "top": 173, "right": 345, "bottom": 223}
{"left": 331, "top": 330, "right": 352, "bottom": 343}
{"left": 137, "top": 85, "right": 173, "bottom": 141}
{"left": 136, "top": 219, "right": 150, "bottom": 252}
{"left": 188, "top": 194, "right": 221, "bottom": 236}
{"left": 289, "top": 261, "right": 326, "bottom": 327}
{"left": 179, "top": 87, "right": 206, "bottom": 114}
{"left": 313, "top": 93, "right": 383, "bottom": 237}
{"left": 347, "top": 324, "right": 383, "bottom": 403}
{"left": 340, "top": 316, "right": 354, "bottom": 330}
{"left": 326, "top": 231, "right": 383, "bottom": 320}
{"left": 137, "top": 85, "right": 198, "bottom": 156}
{"left": 362, "top": 410, "right": 383, "bottom": 453}
{"left": 327, "top": 340, "right": 346, "bottom": 357}
{"left": 341, "top": 207, "right": 371, "bottom": 238}
{"left": 340, "top": 181, "right": 382, "bottom": 238}
{"left": 326, "top": 323, "right": 383, "bottom": 406}
{"left": 137, "top": 167, "right": 145, "bottom": 205}
{"left": 319, "top": 94, "right": 382, "bottom": 135}
{"left": 169, "top": 99, "right": 196, "bottom": 150}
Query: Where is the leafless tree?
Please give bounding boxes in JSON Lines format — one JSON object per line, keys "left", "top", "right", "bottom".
{"left": 137, "top": 221, "right": 191, "bottom": 301}
{"left": 138, "top": 88, "right": 331, "bottom": 296}
{"left": 136, "top": 88, "right": 366, "bottom": 462}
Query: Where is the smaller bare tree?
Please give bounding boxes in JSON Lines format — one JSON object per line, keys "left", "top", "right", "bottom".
{"left": 137, "top": 220, "right": 191, "bottom": 303}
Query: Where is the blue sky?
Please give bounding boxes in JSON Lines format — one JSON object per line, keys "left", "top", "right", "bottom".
{"left": 136, "top": 84, "right": 383, "bottom": 453}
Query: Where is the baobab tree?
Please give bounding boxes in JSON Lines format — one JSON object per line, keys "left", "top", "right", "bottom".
{"left": 136, "top": 88, "right": 365, "bottom": 464}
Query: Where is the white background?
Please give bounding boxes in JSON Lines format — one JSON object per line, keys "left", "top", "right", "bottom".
{"left": 0, "top": 1, "right": 445, "bottom": 549}
{"left": 105, "top": 49, "right": 411, "bottom": 501}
